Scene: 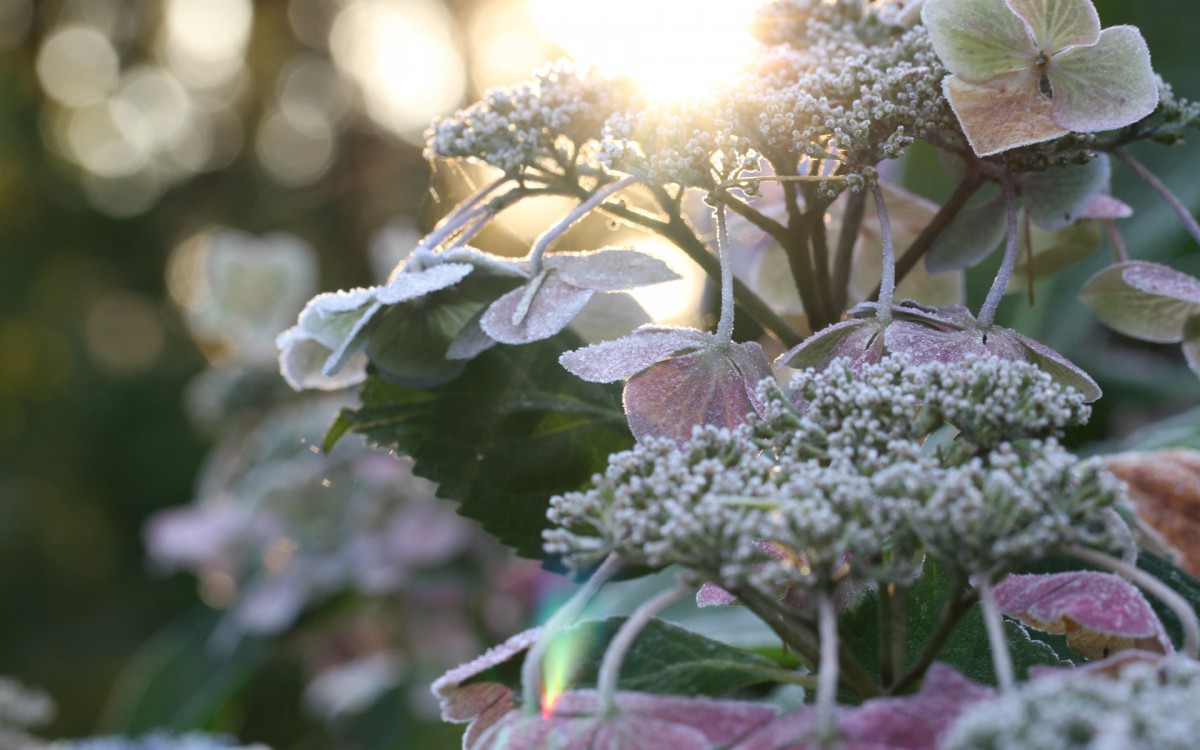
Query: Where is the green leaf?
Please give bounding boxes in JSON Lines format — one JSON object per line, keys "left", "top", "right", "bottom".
{"left": 839, "top": 557, "right": 1072, "bottom": 688}
{"left": 330, "top": 331, "right": 632, "bottom": 560}
{"left": 101, "top": 609, "right": 271, "bottom": 734}
{"left": 925, "top": 194, "right": 1007, "bottom": 272}
{"left": 922, "top": 0, "right": 1033, "bottom": 83}
{"left": 1050, "top": 25, "right": 1159, "bottom": 132}
{"left": 467, "top": 617, "right": 785, "bottom": 699}
{"left": 1021, "top": 157, "right": 1110, "bottom": 231}
{"left": 1080, "top": 261, "right": 1200, "bottom": 344}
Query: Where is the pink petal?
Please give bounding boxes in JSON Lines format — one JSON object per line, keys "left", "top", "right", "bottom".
{"left": 559, "top": 326, "right": 710, "bottom": 383}
{"left": 993, "top": 571, "right": 1172, "bottom": 659}
{"left": 481, "top": 276, "right": 595, "bottom": 345}
{"left": 623, "top": 342, "right": 770, "bottom": 444}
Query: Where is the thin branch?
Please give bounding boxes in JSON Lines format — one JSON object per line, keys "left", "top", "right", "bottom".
{"left": 817, "top": 591, "right": 841, "bottom": 742}
{"left": 1104, "top": 219, "right": 1130, "bottom": 263}
{"left": 530, "top": 175, "right": 641, "bottom": 268}
{"left": 715, "top": 204, "right": 737, "bottom": 344}
{"left": 832, "top": 188, "right": 867, "bottom": 314}
{"left": 891, "top": 570, "right": 976, "bottom": 695}
{"left": 1115, "top": 150, "right": 1200, "bottom": 246}
{"left": 872, "top": 183, "right": 896, "bottom": 324}
{"left": 598, "top": 582, "right": 690, "bottom": 717}
{"left": 978, "top": 576, "right": 1015, "bottom": 692}
{"left": 721, "top": 191, "right": 791, "bottom": 247}
{"left": 877, "top": 169, "right": 986, "bottom": 299}
{"left": 977, "top": 180, "right": 1019, "bottom": 330}
{"left": 522, "top": 555, "right": 623, "bottom": 714}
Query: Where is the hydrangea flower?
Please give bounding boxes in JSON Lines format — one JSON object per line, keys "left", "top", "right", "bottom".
{"left": 560, "top": 326, "right": 772, "bottom": 444}
{"left": 923, "top": 0, "right": 1158, "bottom": 156}
{"left": 942, "top": 654, "right": 1200, "bottom": 749}
{"left": 277, "top": 247, "right": 526, "bottom": 391}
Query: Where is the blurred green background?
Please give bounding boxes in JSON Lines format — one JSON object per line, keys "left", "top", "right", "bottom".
{"left": 1, "top": 0, "right": 1199, "bottom": 747}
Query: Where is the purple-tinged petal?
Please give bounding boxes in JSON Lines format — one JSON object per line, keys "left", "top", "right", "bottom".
{"left": 1029, "top": 648, "right": 1164, "bottom": 681}
{"left": 433, "top": 628, "right": 541, "bottom": 750}
{"left": 481, "top": 276, "right": 595, "bottom": 345}
{"left": 731, "top": 664, "right": 992, "bottom": 750}
{"left": 943, "top": 72, "right": 1067, "bottom": 157}
{"left": 476, "top": 691, "right": 775, "bottom": 750}
{"left": 1080, "top": 261, "right": 1200, "bottom": 343}
{"left": 1079, "top": 193, "right": 1133, "bottom": 220}
{"left": 993, "top": 571, "right": 1172, "bottom": 659}
{"left": 445, "top": 314, "right": 497, "bottom": 361}
{"left": 1004, "top": 0, "right": 1099, "bottom": 52}
{"left": 1008, "top": 329, "right": 1102, "bottom": 401}
{"left": 624, "top": 341, "right": 771, "bottom": 444}
{"left": 548, "top": 248, "right": 679, "bottom": 292}
{"left": 1050, "top": 25, "right": 1159, "bottom": 133}
{"left": 375, "top": 262, "right": 474, "bottom": 305}
{"left": 774, "top": 319, "right": 879, "bottom": 370}
{"left": 559, "top": 326, "right": 710, "bottom": 383}
{"left": 696, "top": 582, "right": 739, "bottom": 608}
{"left": 884, "top": 322, "right": 1022, "bottom": 366}
{"left": 922, "top": 0, "right": 1034, "bottom": 84}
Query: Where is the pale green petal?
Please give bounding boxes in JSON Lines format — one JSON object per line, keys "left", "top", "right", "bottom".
{"left": 943, "top": 73, "right": 1067, "bottom": 156}
{"left": 1021, "top": 156, "right": 1110, "bottom": 230}
{"left": 922, "top": 0, "right": 1034, "bottom": 82}
{"left": 1080, "top": 261, "right": 1200, "bottom": 343}
{"left": 1050, "top": 25, "right": 1159, "bottom": 132}
{"left": 1004, "top": 0, "right": 1099, "bottom": 52}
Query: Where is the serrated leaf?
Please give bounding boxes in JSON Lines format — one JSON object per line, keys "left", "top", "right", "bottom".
{"left": 461, "top": 617, "right": 784, "bottom": 699}
{"left": 1050, "top": 25, "right": 1159, "bottom": 133}
{"left": 1021, "top": 157, "right": 1110, "bottom": 231}
{"left": 1080, "top": 261, "right": 1200, "bottom": 344}
{"left": 925, "top": 194, "right": 1007, "bottom": 272}
{"left": 334, "top": 331, "right": 632, "bottom": 559}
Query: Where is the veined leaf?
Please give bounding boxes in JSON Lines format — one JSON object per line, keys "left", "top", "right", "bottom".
{"left": 327, "top": 331, "right": 632, "bottom": 560}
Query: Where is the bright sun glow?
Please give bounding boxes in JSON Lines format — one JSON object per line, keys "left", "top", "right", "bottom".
{"left": 527, "top": 0, "right": 762, "bottom": 102}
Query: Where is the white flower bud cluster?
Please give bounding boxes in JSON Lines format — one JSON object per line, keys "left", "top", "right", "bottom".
{"left": 545, "top": 357, "right": 1127, "bottom": 589}
{"left": 942, "top": 656, "right": 1200, "bottom": 750}
{"left": 425, "top": 60, "right": 635, "bottom": 174}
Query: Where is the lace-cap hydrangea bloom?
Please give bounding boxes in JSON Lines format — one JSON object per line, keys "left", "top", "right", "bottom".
{"left": 923, "top": 0, "right": 1158, "bottom": 156}
{"left": 277, "top": 247, "right": 526, "bottom": 391}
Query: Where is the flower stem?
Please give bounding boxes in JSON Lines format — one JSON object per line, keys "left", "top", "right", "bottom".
{"left": 598, "top": 582, "right": 690, "bottom": 717}
{"left": 1067, "top": 545, "right": 1200, "bottom": 658}
{"left": 530, "top": 175, "right": 640, "bottom": 269}
{"left": 817, "top": 590, "right": 840, "bottom": 743}
{"left": 977, "top": 180, "right": 1018, "bottom": 331}
{"left": 419, "top": 174, "right": 509, "bottom": 251}
{"left": 1115, "top": 150, "right": 1200, "bottom": 247}
{"left": 977, "top": 576, "right": 1014, "bottom": 692}
{"left": 715, "top": 203, "right": 736, "bottom": 344}
{"left": 521, "top": 554, "right": 622, "bottom": 714}
{"left": 872, "top": 183, "right": 895, "bottom": 325}
{"left": 881, "top": 169, "right": 985, "bottom": 298}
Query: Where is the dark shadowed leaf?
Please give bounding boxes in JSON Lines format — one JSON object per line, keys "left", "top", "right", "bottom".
{"left": 327, "top": 331, "right": 632, "bottom": 559}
